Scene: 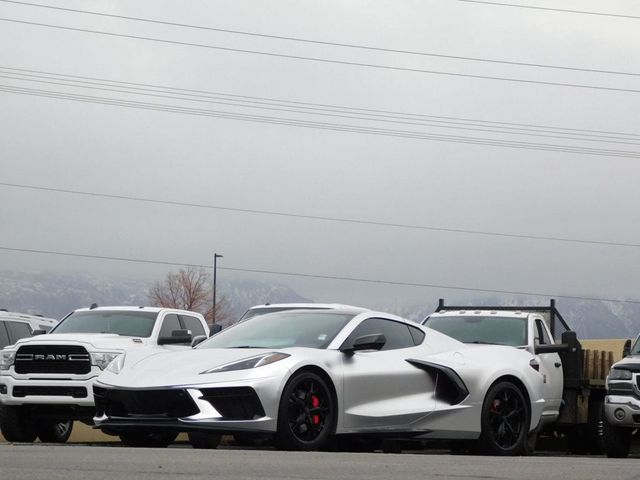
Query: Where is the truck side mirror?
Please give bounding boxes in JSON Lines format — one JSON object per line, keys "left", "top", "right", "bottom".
{"left": 158, "top": 329, "right": 192, "bottom": 345}
{"left": 209, "top": 324, "right": 222, "bottom": 335}
{"left": 623, "top": 339, "right": 632, "bottom": 358}
{"left": 535, "top": 343, "right": 571, "bottom": 355}
{"left": 31, "top": 329, "right": 47, "bottom": 336}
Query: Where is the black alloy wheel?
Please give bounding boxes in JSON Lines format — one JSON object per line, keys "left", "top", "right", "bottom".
{"left": 37, "top": 420, "right": 74, "bottom": 443}
{"left": 275, "top": 371, "right": 334, "bottom": 451}
{"left": 478, "top": 381, "right": 529, "bottom": 455}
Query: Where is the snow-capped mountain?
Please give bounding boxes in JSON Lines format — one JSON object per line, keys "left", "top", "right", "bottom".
{"left": 1, "top": 271, "right": 638, "bottom": 338}
{"left": 0, "top": 271, "right": 310, "bottom": 322}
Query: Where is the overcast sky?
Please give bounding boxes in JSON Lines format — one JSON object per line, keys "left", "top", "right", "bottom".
{"left": 1, "top": 0, "right": 639, "bottom": 311}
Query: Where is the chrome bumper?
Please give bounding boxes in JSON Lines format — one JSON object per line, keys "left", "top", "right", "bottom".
{"left": 604, "top": 395, "right": 640, "bottom": 427}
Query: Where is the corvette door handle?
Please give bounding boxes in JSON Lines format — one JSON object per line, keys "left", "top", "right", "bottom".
{"left": 554, "top": 362, "right": 561, "bottom": 368}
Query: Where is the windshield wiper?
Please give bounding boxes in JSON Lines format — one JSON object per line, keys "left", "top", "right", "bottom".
{"left": 466, "top": 340, "right": 506, "bottom": 346}
{"left": 230, "top": 345, "right": 262, "bottom": 348}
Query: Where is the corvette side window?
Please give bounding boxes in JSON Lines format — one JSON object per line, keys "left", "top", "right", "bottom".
{"left": 348, "top": 318, "right": 415, "bottom": 351}
{"left": 408, "top": 326, "right": 425, "bottom": 345}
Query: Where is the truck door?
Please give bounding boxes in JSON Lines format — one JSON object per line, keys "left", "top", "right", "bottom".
{"left": 533, "top": 317, "right": 563, "bottom": 415}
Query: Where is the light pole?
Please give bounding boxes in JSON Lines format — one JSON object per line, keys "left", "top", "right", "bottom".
{"left": 213, "top": 253, "right": 223, "bottom": 324}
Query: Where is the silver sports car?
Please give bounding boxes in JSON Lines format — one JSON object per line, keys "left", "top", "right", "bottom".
{"left": 93, "top": 307, "right": 547, "bottom": 454}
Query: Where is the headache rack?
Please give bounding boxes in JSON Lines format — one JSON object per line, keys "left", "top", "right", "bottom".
{"left": 435, "top": 298, "right": 571, "bottom": 338}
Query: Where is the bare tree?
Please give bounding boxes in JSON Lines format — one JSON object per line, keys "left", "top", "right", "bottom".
{"left": 148, "top": 267, "right": 234, "bottom": 325}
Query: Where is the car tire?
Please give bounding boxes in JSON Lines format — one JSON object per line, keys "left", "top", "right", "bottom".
{"left": 0, "top": 405, "right": 38, "bottom": 443}
{"left": 602, "top": 418, "right": 632, "bottom": 458}
{"left": 119, "top": 431, "right": 178, "bottom": 448}
{"left": 188, "top": 431, "right": 221, "bottom": 449}
{"left": 274, "top": 371, "right": 335, "bottom": 451}
{"left": 37, "top": 420, "right": 73, "bottom": 443}
{"left": 477, "top": 381, "right": 530, "bottom": 456}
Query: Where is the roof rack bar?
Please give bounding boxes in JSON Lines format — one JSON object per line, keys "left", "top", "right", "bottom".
{"left": 436, "top": 298, "right": 572, "bottom": 335}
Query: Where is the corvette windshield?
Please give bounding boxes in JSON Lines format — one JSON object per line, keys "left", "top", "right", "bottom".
{"left": 199, "top": 311, "right": 355, "bottom": 349}
{"left": 52, "top": 311, "right": 158, "bottom": 337}
{"left": 425, "top": 316, "right": 527, "bottom": 347}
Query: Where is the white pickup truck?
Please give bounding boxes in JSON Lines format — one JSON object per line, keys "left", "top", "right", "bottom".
{"left": 603, "top": 339, "right": 639, "bottom": 458}
{"left": 423, "top": 300, "right": 611, "bottom": 454}
{"left": 0, "top": 305, "right": 209, "bottom": 443}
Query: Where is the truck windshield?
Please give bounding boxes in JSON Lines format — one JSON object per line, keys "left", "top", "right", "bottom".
{"left": 51, "top": 311, "right": 158, "bottom": 337}
{"left": 198, "top": 311, "right": 355, "bottom": 349}
{"left": 425, "top": 316, "right": 527, "bottom": 347}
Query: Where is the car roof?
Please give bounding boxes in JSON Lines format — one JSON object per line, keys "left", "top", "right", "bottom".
{"left": 0, "top": 311, "right": 58, "bottom": 322}
{"left": 71, "top": 306, "right": 202, "bottom": 316}
{"left": 247, "top": 303, "right": 368, "bottom": 312}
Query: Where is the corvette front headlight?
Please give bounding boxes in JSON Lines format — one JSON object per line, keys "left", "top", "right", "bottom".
{"left": 0, "top": 351, "right": 16, "bottom": 371}
{"left": 90, "top": 352, "right": 122, "bottom": 370}
{"left": 200, "top": 352, "right": 290, "bottom": 374}
{"left": 608, "top": 368, "right": 633, "bottom": 381}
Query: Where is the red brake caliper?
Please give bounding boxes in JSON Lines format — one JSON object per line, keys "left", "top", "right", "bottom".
{"left": 311, "top": 395, "right": 320, "bottom": 425}
{"left": 492, "top": 399, "right": 500, "bottom": 412}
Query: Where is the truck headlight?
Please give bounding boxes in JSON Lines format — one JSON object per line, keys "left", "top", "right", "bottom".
{"left": 0, "top": 351, "right": 16, "bottom": 371}
{"left": 609, "top": 369, "right": 633, "bottom": 381}
{"left": 90, "top": 352, "right": 122, "bottom": 370}
{"left": 105, "top": 354, "right": 126, "bottom": 374}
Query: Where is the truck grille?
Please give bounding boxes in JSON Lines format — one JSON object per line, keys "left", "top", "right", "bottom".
{"left": 94, "top": 386, "right": 198, "bottom": 418}
{"left": 14, "top": 345, "right": 91, "bottom": 374}
{"left": 12, "top": 386, "right": 88, "bottom": 398}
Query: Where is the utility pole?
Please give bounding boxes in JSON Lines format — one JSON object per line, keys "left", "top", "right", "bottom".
{"left": 213, "top": 253, "right": 223, "bottom": 324}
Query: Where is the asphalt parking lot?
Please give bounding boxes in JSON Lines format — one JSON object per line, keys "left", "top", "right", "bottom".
{"left": 1, "top": 443, "right": 639, "bottom": 480}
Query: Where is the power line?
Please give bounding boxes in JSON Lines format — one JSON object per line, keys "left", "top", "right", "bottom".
{"left": 0, "top": 245, "right": 638, "bottom": 305}
{"left": 2, "top": 84, "right": 638, "bottom": 158}
{"left": 1, "top": 182, "right": 639, "bottom": 249}
{"left": 2, "top": 0, "right": 639, "bottom": 78}
{"left": 2, "top": 17, "right": 640, "bottom": 95}
{"left": 458, "top": 0, "right": 640, "bottom": 20}
{"left": 3, "top": 68, "right": 639, "bottom": 146}
{"left": 4, "top": 65, "right": 639, "bottom": 141}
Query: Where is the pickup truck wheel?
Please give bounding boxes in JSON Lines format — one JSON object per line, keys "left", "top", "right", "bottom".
{"left": 37, "top": 420, "right": 73, "bottom": 443}
{"left": 119, "top": 431, "right": 178, "bottom": 448}
{"left": 188, "top": 431, "right": 221, "bottom": 449}
{"left": 602, "top": 418, "right": 632, "bottom": 458}
{"left": 478, "top": 381, "right": 530, "bottom": 456}
{"left": 0, "top": 405, "right": 38, "bottom": 443}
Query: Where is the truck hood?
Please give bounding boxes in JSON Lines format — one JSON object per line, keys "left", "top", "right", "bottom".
{"left": 10, "top": 333, "right": 153, "bottom": 351}
{"left": 611, "top": 355, "right": 640, "bottom": 370}
{"left": 99, "top": 348, "right": 286, "bottom": 388}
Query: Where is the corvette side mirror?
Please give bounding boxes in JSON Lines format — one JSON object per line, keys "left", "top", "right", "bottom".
{"left": 340, "top": 334, "right": 386, "bottom": 354}
{"left": 191, "top": 335, "right": 207, "bottom": 347}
